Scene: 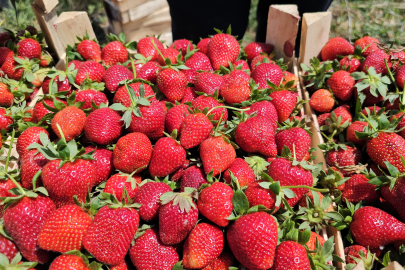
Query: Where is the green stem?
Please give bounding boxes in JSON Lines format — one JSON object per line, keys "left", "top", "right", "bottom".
{"left": 214, "top": 110, "right": 225, "bottom": 132}
{"left": 360, "top": 112, "right": 377, "bottom": 131}
{"left": 206, "top": 106, "right": 249, "bottom": 116}
{"left": 125, "top": 81, "right": 137, "bottom": 105}
{"left": 282, "top": 185, "right": 329, "bottom": 193}
{"left": 6, "top": 173, "right": 25, "bottom": 196}
{"left": 130, "top": 57, "right": 137, "bottom": 78}
{"left": 151, "top": 39, "right": 166, "bottom": 64}
{"left": 385, "top": 58, "right": 399, "bottom": 93}
{"left": 4, "top": 129, "right": 15, "bottom": 172}
{"left": 65, "top": 56, "right": 69, "bottom": 71}
{"left": 314, "top": 262, "right": 330, "bottom": 270}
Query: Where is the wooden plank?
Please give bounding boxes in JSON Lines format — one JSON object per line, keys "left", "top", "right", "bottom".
{"left": 124, "top": 22, "right": 171, "bottom": 42}
{"left": 33, "top": 0, "right": 58, "bottom": 13}
{"left": 125, "top": 0, "right": 168, "bottom": 24}
{"left": 266, "top": 5, "right": 300, "bottom": 70}
{"left": 53, "top": 12, "right": 97, "bottom": 49}
{"left": 1, "top": 137, "right": 18, "bottom": 171}
{"left": 122, "top": 6, "right": 171, "bottom": 34}
{"left": 109, "top": 0, "right": 149, "bottom": 12}
{"left": 28, "top": 88, "right": 44, "bottom": 108}
{"left": 31, "top": 3, "right": 65, "bottom": 60}
{"left": 298, "top": 12, "right": 332, "bottom": 66}
{"left": 55, "top": 58, "right": 66, "bottom": 71}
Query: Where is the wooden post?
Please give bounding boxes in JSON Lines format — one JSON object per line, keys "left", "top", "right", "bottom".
{"left": 298, "top": 12, "right": 332, "bottom": 66}
{"left": 53, "top": 12, "right": 97, "bottom": 49}
{"left": 266, "top": 5, "right": 300, "bottom": 69}
{"left": 33, "top": 0, "right": 59, "bottom": 13}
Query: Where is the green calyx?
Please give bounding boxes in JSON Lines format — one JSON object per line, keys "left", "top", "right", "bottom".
{"left": 318, "top": 167, "right": 350, "bottom": 191}
{"left": 0, "top": 76, "right": 34, "bottom": 104}
{"left": 160, "top": 187, "right": 198, "bottom": 213}
{"left": 300, "top": 57, "right": 337, "bottom": 90}
{"left": 331, "top": 199, "right": 362, "bottom": 232}
{"left": 351, "top": 66, "right": 390, "bottom": 104}
{"left": 0, "top": 252, "right": 37, "bottom": 269}
{"left": 320, "top": 111, "right": 350, "bottom": 136}
{"left": 277, "top": 117, "right": 313, "bottom": 135}
{"left": 63, "top": 250, "right": 103, "bottom": 270}
{"left": 7, "top": 101, "right": 36, "bottom": 135}
{"left": 99, "top": 188, "right": 141, "bottom": 210}
{"left": 244, "top": 155, "right": 270, "bottom": 179}
{"left": 151, "top": 39, "right": 189, "bottom": 71}
{"left": 106, "top": 33, "right": 137, "bottom": 51}
{"left": 13, "top": 56, "right": 40, "bottom": 83}
{"left": 308, "top": 236, "right": 343, "bottom": 270}
{"left": 367, "top": 158, "right": 405, "bottom": 190}
{"left": 345, "top": 249, "right": 376, "bottom": 270}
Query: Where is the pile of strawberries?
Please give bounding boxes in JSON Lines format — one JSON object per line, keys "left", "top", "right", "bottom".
{"left": 303, "top": 36, "right": 405, "bottom": 268}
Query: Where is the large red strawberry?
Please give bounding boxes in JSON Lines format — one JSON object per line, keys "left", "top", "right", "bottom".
{"left": 165, "top": 104, "right": 190, "bottom": 134}
{"left": 102, "top": 40, "right": 129, "bottom": 66}
{"left": 223, "top": 158, "right": 255, "bottom": 187}
{"left": 275, "top": 127, "right": 311, "bottom": 161}
{"left": 16, "top": 126, "right": 48, "bottom": 157}
{"left": 207, "top": 32, "right": 239, "bottom": 70}
{"left": 137, "top": 36, "right": 164, "bottom": 61}
{"left": 74, "top": 61, "right": 104, "bottom": 85}
{"left": 113, "top": 132, "right": 152, "bottom": 173}
{"left": 84, "top": 146, "right": 114, "bottom": 185}
{"left": 342, "top": 174, "right": 379, "bottom": 204}
{"left": 17, "top": 38, "right": 41, "bottom": 60}
{"left": 1, "top": 55, "right": 36, "bottom": 80}
{"left": 272, "top": 241, "right": 311, "bottom": 269}
{"left": 227, "top": 212, "right": 278, "bottom": 269}
{"left": 326, "top": 70, "right": 355, "bottom": 101}
{"left": 180, "top": 112, "right": 213, "bottom": 149}
{"left": 269, "top": 90, "right": 297, "bottom": 122}
{"left": 251, "top": 63, "right": 283, "bottom": 88}
{"left": 129, "top": 228, "right": 179, "bottom": 270}
{"left": 32, "top": 98, "right": 66, "bottom": 124}
{"left": 197, "top": 38, "right": 211, "bottom": 55}
{"left": 183, "top": 223, "right": 224, "bottom": 269}
{"left": 76, "top": 89, "right": 108, "bottom": 110}
{"left": 103, "top": 65, "right": 134, "bottom": 93}
{"left": 136, "top": 61, "right": 161, "bottom": 83}
{"left": 220, "top": 70, "right": 251, "bottom": 104}
{"left": 84, "top": 107, "right": 123, "bottom": 145}
{"left": 244, "top": 42, "right": 274, "bottom": 62}
{"left": 77, "top": 38, "right": 101, "bottom": 62}
{"left": 354, "top": 36, "right": 380, "bottom": 56}
{"left": 200, "top": 136, "right": 235, "bottom": 176}
{"left": 194, "top": 72, "right": 224, "bottom": 96}
{"left": 321, "top": 37, "right": 354, "bottom": 61}
{"left": 198, "top": 182, "right": 233, "bottom": 227}
{"left": 361, "top": 50, "right": 391, "bottom": 74}
{"left": 51, "top": 106, "right": 86, "bottom": 141}
{"left": 157, "top": 68, "right": 187, "bottom": 102}
{"left": 0, "top": 233, "right": 18, "bottom": 261}
{"left": 104, "top": 173, "right": 141, "bottom": 202}
{"left": 20, "top": 150, "right": 48, "bottom": 189}
{"left": 180, "top": 165, "right": 208, "bottom": 191}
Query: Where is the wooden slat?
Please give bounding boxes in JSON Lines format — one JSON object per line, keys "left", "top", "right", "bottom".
{"left": 109, "top": 0, "right": 149, "bottom": 12}
{"left": 124, "top": 22, "right": 172, "bottom": 42}
{"left": 32, "top": 0, "right": 58, "bottom": 13}
{"left": 122, "top": 6, "right": 171, "bottom": 34}
{"left": 122, "top": 0, "right": 168, "bottom": 24}
{"left": 1, "top": 137, "right": 18, "bottom": 171}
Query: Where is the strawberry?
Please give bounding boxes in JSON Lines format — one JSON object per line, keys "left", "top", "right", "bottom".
{"left": 227, "top": 212, "right": 278, "bottom": 269}
{"left": 340, "top": 56, "right": 362, "bottom": 73}
{"left": 51, "top": 106, "right": 86, "bottom": 141}
{"left": 354, "top": 36, "right": 380, "bottom": 57}
{"left": 149, "top": 136, "right": 187, "bottom": 177}
{"left": 244, "top": 181, "right": 280, "bottom": 212}
{"left": 282, "top": 71, "right": 298, "bottom": 87}
{"left": 324, "top": 105, "right": 353, "bottom": 132}
{"left": 0, "top": 180, "right": 17, "bottom": 218}
{"left": 180, "top": 112, "right": 213, "bottom": 149}
{"left": 244, "top": 42, "right": 274, "bottom": 62}
{"left": 0, "top": 234, "right": 18, "bottom": 261}
{"left": 134, "top": 182, "right": 172, "bottom": 222}
{"left": 207, "top": 31, "right": 239, "bottom": 70}
{"left": 223, "top": 158, "right": 255, "bottom": 187}
{"left": 201, "top": 252, "right": 234, "bottom": 270}
{"left": 235, "top": 116, "right": 277, "bottom": 157}
{"left": 38, "top": 204, "right": 92, "bottom": 253}
{"left": 183, "top": 52, "right": 213, "bottom": 83}
{"left": 165, "top": 104, "right": 190, "bottom": 134}
{"left": 17, "top": 38, "right": 41, "bottom": 60}
{"left": 157, "top": 68, "right": 187, "bottom": 102}
{"left": 84, "top": 107, "right": 123, "bottom": 145}
{"left": 136, "top": 61, "right": 161, "bottom": 83}
{"left": 0, "top": 108, "right": 13, "bottom": 131}
{"left": 192, "top": 95, "right": 228, "bottom": 125}
{"left": 159, "top": 189, "right": 199, "bottom": 245}
{"left": 200, "top": 136, "right": 236, "bottom": 176}
{"left": 272, "top": 241, "right": 311, "bottom": 270}
{"left": 309, "top": 89, "right": 335, "bottom": 113}
{"left": 220, "top": 70, "right": 250, "bottom": 104}
{"left": 183, "top": 223, "right": 224, "bottom": 269}
{"left": 250, "top": 54, "right": 271, "bottom": 71}
{"left": 268, "top": 158, "right": 313, "bottom": 207}
{"left": 395, "top": 65, "right": 405, "bottom": 90}
{"left": 197, "top": 38, "right": 211, "bottom": 54}
{"left": 83, "top": 203, "right": 139, "bottom": 265}
{"left": 157, "top": 48, "right": 183, "bottom": 66}
{"left": 1, "top": 55, "right": 34, "bottom": 80}
{"left": 16, "top": 126, "right": 48, "bottom": 157}
{"left": 20, "top": 150, "right": 48, "bottom": 189}
{"left": 77, "top": 39, "right": 101, "bottom": 62}
{"left": 392, "top": 112, "right": 405, "bottom": 139}
{"left": 0, "top": 31, "right": 12, "bottom": 45}
{"left": 306, "top": 232, "right": 326, "bottom": 251}
{"left": 325, "top": 145, "right": 362, "bottom": 174}
{"left": 113, "top": 82, "right": 157, "bottom": 106}
{"left": 103, "top": 65, "right": 134, "bottom": 93}
{"left": 351, "top": 206, "right": 405, "bottom": 249}
{"left": 74, "top": 61, "right": 104, "bottom": 85}
{"left": 48, "top": 253, "right": 93, "bottom": 270}
{"left": 321, "top": 37, "right": 354, "bottom": 61}
{"left": 171, "top": 160, "right": 190, "bottom": 182}
{"left": 326, "top": 70, "right": 355, "bottom": 101}
{"left": 269, "top": 90, "right": 297, "bottom": 122}
{"left": 0, "top": 47, "right": 13, "bottom": 66}
{"left": 245, "top": 100, "right": 278, "bottom": 130}
{"left": 251, "top": 63, "right": 283, "bottom": 88}
{"left": 104, "top": 173, "right": 141, "bottom": 202}
{"left": 275, "top": 127, "right": 311, "bottom": 162}
{"left": 129, "top": 228, "right": 179, "bottom": 270}
{"left": 298, "top": 191, "right": 324, "bottom": 208}
{"left": 68, "top": 60, "right": 83, "bottom": 70}
{"left": 344, "top": 245, "right": 368, "bottom": 265}
{"left": 360, "top": 50, "right": 391, "bottom": 75}
{"left": 113, "top": 132, "right": 152, "bottom": 174}
{"left": 137, "top": 37, "right": 164, "bottom": 61}
{"left": 342, "top": 174, "right": 379, "bottom": 203}
{"left": 171, "top": 39, "right": 194, "bottom": 56}
{"left": 84, "top": 146, "right": 114, "bottom": 185}
{"left": 76, "top": 89, "right": 108, "bottom": 110}
{"left": 361, "top": 106, "right": 381, "bottom": 117}
{"left": 347, "top": 122, "right": 368, "bottom": 147}
{"left": 233, "top": 60, "right": 250, "bottom": 72}
{"left": 42, "top": 76, "right": 72, "bottom": 95}
{"left": 182, "top": 86, "right": 198, "bottom": 103}
{"left": 102, "top": 40, "right": 129, "bottom": 66}
{"left": 110, "top": 261, "right": 129, "bottom": 270}
{"left": 194, "top": 72, "right": 224, "bottom": 96}
{"left": 180, "top": 165, "right": 208, "bottom": 191}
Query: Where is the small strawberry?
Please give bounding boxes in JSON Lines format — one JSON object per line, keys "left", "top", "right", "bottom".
{"left": 282, "top": 70, "right": 298, "bottom": 87}
{"left": 137, "top": 36, "right": 164, "bottom": 61}
{"left": 200, "top": 135, "right": 236, "bottom": 176}
{"left": 344, "top": 245, "right": 368, "bottom": 265}
{"left": 1, "top": 55, "right": 38, "bottom": 81}
{"left": 342, "top": 174, "right": 379, "bottom": 204}
{"left": 194, "top": 72, "right": 223, "bottom": 96}
{"left": 180, "top": 112, "right": 213, "bottom": 149}
{"left": 207, "top": 28, "right": 239, "bottom": 70}
{"left": 251, "top": 63, "right": 283, "bottom": 88}
{"left": 103, "top": 65, "right": 134, "bottom": 93}
{"left": 48, "top": 253, "right": 93, "bottom": 270}
{"left": 75, "top": 61, "right": 104, "bottom": 85}
{"left": 305, "top": 232, "right": 326, "bottom": 251}
{"left": 201, "top": 252, "right": 234, "bottom": 270}
{"left": 157, "top": 67, "right": 187, "bottom": 102}
{"left": 84, "top": 107, "right": 123, "bottom": 145}
{"left": 269, "top": 90, "right": 297, "bottom": 122}
{"left": 244, "top": 42, "right": 274, "bottom": 62}
{"left": 104, "top": 173, "right": 141, "bottom": 202}
{"left": 309, "top": 89, "right": 335, "bottom": 113}
{"left": 272, "top": 241, "right": 311, "bottom": 270}
{"left": 233, "top": 60, "right": 250, "bottom": 73}
{"left": 360, "top": 50, "right": 391, "bottom": 75}
{"left": 321, "top": 37, "right": 354, "bottom": 61}
{"left": 244, "top": 100, "right": 278, "bottom": 130}
{"left": 354, "top": 36, "right": 380, "bottom": 57}
{"left": 326, "top": 70, "right": 355, "bottom": 101}
{"left": 340, "top": 56, "right": 362, "bottom": 73}
{"left": 16, "top": 126, "right": 48, "bottom": 157}
{"left": 17, "top": 38, "right": 41, "bottom": 60}
{"left": 223, "top": 158, "right": 255, "bottom": 187}
{"left": 220, "top": 70, "right": 251, "bottom": 104}
{"left": 113, "top": 81, "right": 156, "bottom": 106}
{"left": 76, "top": 35, "right": 102, "bottom": 62}
{"left": 197, "top": 38, "right": 211, "bottom": 55}
{"left": 42, "top": 76, "right": 72, "bottom": 95}
{"left": 180, "top": 165, "right": 208, "bottom": 191}
{"left": 136, "top": 61, "right": 161, "bottom": 84}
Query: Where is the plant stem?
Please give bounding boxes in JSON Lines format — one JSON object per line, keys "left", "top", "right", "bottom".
{"left": 6, "top": 173, "right": 25, "bottom": 196}
{"left": 151, "top": 39, "right": 166, "bottom": 64}
{"left": 214, "top": 110, "right": 225, "bottom": 133}
{"left": 130, "top": 57, "right": 137, "bottom": 78}
{"left": 4, "top": 129, "right": 15, "bottom": 172}
{"left": 385, "top": 58, "right": 399, "bottom": 93}
{"left": 359, "top": 112, "right": 377, "bottom": 131}
{"left": 282, "top": 185, "right": 329, "bottom": 193}
{"left": 206, "top": 106, "right": 249, "bottom": 116}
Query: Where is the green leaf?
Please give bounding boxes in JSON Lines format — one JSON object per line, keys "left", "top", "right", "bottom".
{"left": 109, "top": 103, "right": 127, "bottom": 111}
{"left": 283, "top": 188, "right": 296, "bottom": 198}
{"left": 232, "top": 189, "right": 249, "bottom": 216}
{"left": 298, "top": 229, "right": 311, "bottom": 245}
{"left": 0, "top": 253, "right": 9, "bottom": 266}
{"left": 269, "top": 182, "right": 281, "bottom": 195}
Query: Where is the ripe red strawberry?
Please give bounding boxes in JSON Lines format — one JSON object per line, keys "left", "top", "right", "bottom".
{"left": 104, "top": 173, "right": 141, "bottom": 202}
{"left": 272, "top": 241, "right": 311, "bottom": 270}
{"left": 380, "top": 177, "right": 405, "bottom": 222}
{"left": 282, "top": 71, "right": 298, "bottom": 87}
{"left": 183, "top": 52, "right": 213, "bottom": 83}
{"left": 0, "top": 47, "right": 13, "bottom": 67}
{"left": 326, "top": 145, "right": 362, "bottom": 174}
{"left": 244, "top": 100, "right": 278, "bottom": 130}
{"left": 275, "top": 127, "right": 311, "bottom": 161}
{"left": 134, "top": 182, "right": 172, "bottom": 222}
{"left": 182, "top": 86, "right": 198, "bottom": 103}
{"left": 1, "top": 55, "right": 26, "bottom": 80}
{"left": 17, "top": 38, "right": 41, "bottom": 60}
{"left": 197, "top": 182, "right": 233, "bottom": 227}
{"left": 84, "top": 107, "right": 123, "bottom": 145}
{"left": 180, "top": 113, "right": 213, "bottom": 149}
{"left": 305, "top": 232, "right": 326, "bottom": 251}
{"left": 244, "top": 181, "right": 280, "bottom": 212}
{"left": 194, "top": 72, "right": 224, "bottom": 96}
{"left": 326, "top": 70, "right": 355, "bottom": 101}
{"left": 103, "top": 65, "right": 134, "bottom": 93}
{"left": 233, "top": 59, "right": 250, "bottom": 72}
{"left": 33, "top": 99, "right": 66, "bottom": 124}
{"left": 0, "top": 180, "right": 17, "bottom": 218}
{"left": 149, "top": 136, "right": 187, "bottom": 177}
{"left": 269, "top": 90, "right": 297, "bottom": 122}
{"left": 223, "top": 158, "right": 255, "bottom": 187}
{"left": 102, "top": 41, "right": 128, "bottom": 66}
{"left": 77, "top": 39, "right": 101, "bottom": 62}
{"left": 351, "top": 206, "right": 405, "bottom": 249}
{"left": 49, "top": 254, "right": 91, "bottom": 270}
{"left": 159, "top": 190, "right": 199, "bottom": 245}
{"left": 227, "top": 212, "right": 278, "bottom": 269}
{"left": 0, "top": 108, "right": 13, "bottom": 131}
{"left": 16, "top": 126, "right": 48, "bottom": 157}
{"left": 347, "top": 122, "right": 368, "bottom": 147}
{"left": 197, "top": 38, "right": 211, "bottom": 54}
{"left": 137, "top": 36, "right": 164, "bottom": 61}
{"left": 0, "top": 234, "right": 18, "bottom": 261}
{"left": 251, "top": 63, "right": 283, "bottom": 88}
{"left": 309, "top": 89, "right": 335, "bottom": 113}
{"left": 42, "top": 75, "right": 72, "bottom": 95}
{"left": 0, "top": 31, "right": 12, "bottom": 45}
{"left": 129, "top": 228, "right": 179, "bottom": 270}
{"left": 171, "top": 159, "right": 189, "bottom": 182}
{"left": 235, "top": 116, "right": 277, "bottom": 157}
{"left": 201, "top": 252, "right": 234, "bottom": 270}
{"left": 340, "top": 56, "right": 361, "bottom": 73}
{"left": 51, "top": 106, "right": 86, "bottom": 141}
{"left": 74, "top": 61, "right": 104, "bottom": 85}
{"left": 136, "top": 61, "right": 161, "bottom": 83}
{"left": 113, "top": 82, "right": 157, "bottom": 106}
{"left": 113, "top": 132, "right": 152, "bottom": 173}
{"left": 207, "top": 33, "right": 239, "bottom": 70}
{"left": 157, "top": 68, "right": 187, "bottom": 102}
{"left": 180, "top": 165, "right": 208, "bottom": 191}
{"left": 220, "top": 70, "right": 251, "bottom": 104}
{"left": 344, "top": 245, "right": 368, "bottom": 265}
{"left": 395, "top": 65, "right": 405, "bottom": 90}
{"left": 38, "top": 204, "right": 92, "bottom": 253}
{"left": 165, "top": 104, "right": 189, "bottom": 134}
{"left": 327, "top": 105, "right": 353, "bottom": 125}
{"left": 183, "top": 223, "right": 224, "bottom": 269}
{"left": 200, "top": 136, "right": 235, "bottom": 176}
{"left": 298, "top": 191, "right": 324, "bottom": 208}
{"left": 244, "top": 42, "right": 274, "bottom": 62}
{"left": 192, "top": 96, "right": 228, "bottom": 124}
{"left": 361, "top": 106, "right": 381, "bottom": 117}
{"left": 84, "top": 146, "right": 114, "bottom": 185}
{"left": 4, "top": 195, "right": 56, "bottom": 263}
{"left": 110, "top": 261, "right": 129, "bottom": 270}
{"left": 354, "top": 36, "right": 380, "bottom": 57}
{"left": 361, "top": 50, "right": 391, "bottom": 74}
{"left": 250, "top": 54, "right": 271, "bottom": 71}
{"left": 157, "top": 48, "right": 183, "bottom": 66}
{"left": 268, "top": 158, "right": 313, "bottom": 207}
{"left": 20, "top": 150, "right": 48, "bottom": 189}
{"left": 76, "top": 89, "right": 108, "bottom": 110}
{"left": 68, "top": 60, "right": 83, "bottom": 69}
{"left": 83, "top": 205, "right": 139, "bottom": 265}
{"left": 321, "top": 37, "right": 354, "bottom": 61}
{"left": 171, "top": 39, "right": 194, "bottom": 55}
{"left": 342, "top": 174, "right": 379, "bottom": 204}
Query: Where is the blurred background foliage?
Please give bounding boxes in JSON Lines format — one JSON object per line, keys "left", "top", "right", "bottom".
{"left": 1, "top": 0, "right": 404, "bottom": 46}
